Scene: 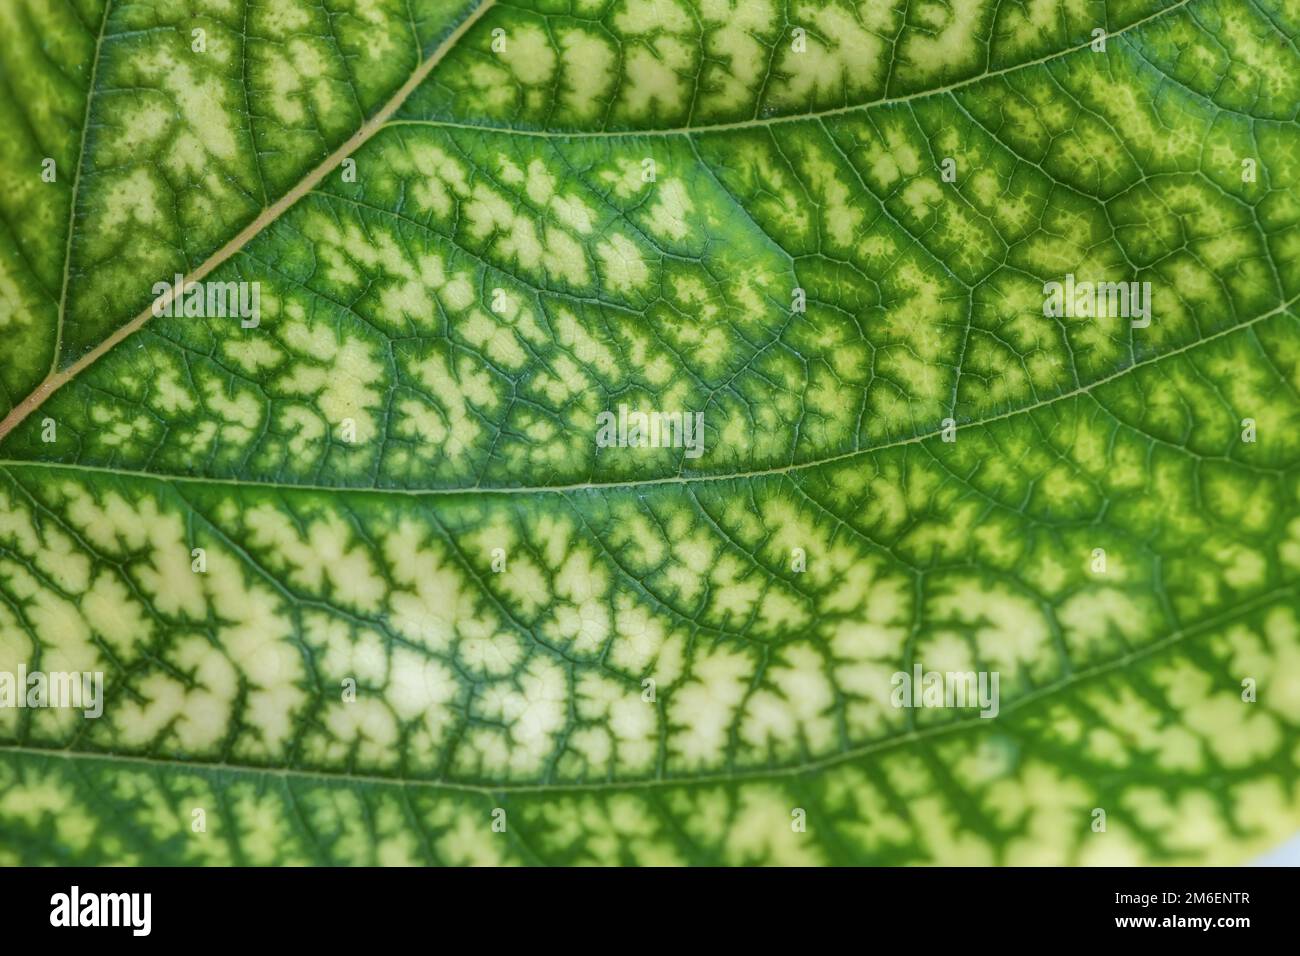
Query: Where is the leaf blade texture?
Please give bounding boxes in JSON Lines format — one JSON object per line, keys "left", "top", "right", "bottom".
{"left": 0, "top": 0, "right": 1298, "bottom": 865}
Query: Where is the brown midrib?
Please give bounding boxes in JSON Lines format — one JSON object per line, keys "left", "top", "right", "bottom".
{"left": 0, "top": 0, "right": 498, "bottom": 445}
{"left": 0, "top": 0, "right": 1200, "bottom": 446}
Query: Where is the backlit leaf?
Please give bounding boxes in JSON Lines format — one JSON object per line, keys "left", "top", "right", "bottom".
{"left": 0, "top": 0, "right": 1298, "bottom": 865}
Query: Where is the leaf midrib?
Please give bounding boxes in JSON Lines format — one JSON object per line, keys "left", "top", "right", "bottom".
{"left": 0, "top": 0, "right": 501, "bottom": 446}
{"left": 0, "top": 0, "right": 1201, "bottom": 450}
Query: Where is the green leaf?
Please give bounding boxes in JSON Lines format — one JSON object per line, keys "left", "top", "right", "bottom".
{"left": 1, "top": 0, "right": 1298, "bottom": 865}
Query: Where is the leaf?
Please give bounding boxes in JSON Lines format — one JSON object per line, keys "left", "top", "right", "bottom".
{"left": 0, "top": 0, "right": 1298, "bottom": 866}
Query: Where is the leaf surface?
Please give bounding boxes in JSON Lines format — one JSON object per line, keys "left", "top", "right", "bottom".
{"left": 0, "top": 0, "right": 1299, "bottom": 865}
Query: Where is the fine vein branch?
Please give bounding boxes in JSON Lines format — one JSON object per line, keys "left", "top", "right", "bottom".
{"left": 383, "top": 0, "right": 1194, "bottom": 140}
{"left": 2, "top": 292, "right": 1292, "bottom": 496}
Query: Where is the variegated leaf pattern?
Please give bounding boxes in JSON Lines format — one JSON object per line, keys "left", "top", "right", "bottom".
{"left": 0, "top": 0, "right": 1298, "bottom": 865}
